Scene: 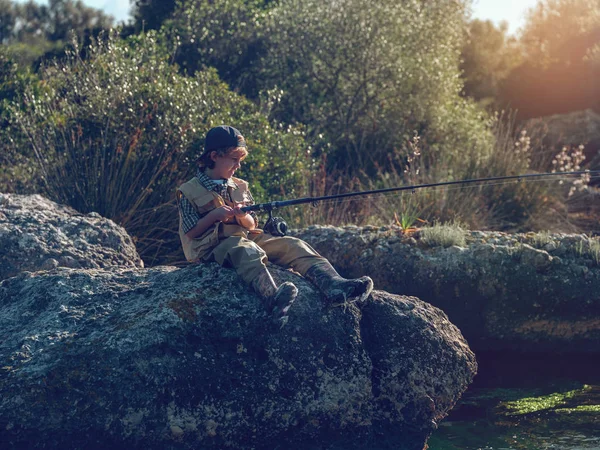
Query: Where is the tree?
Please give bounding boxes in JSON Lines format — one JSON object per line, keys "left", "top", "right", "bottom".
{"left": 132, "top": 0, "right": 177, "bottom": 32}
{"left": 167, "top": 0, "right": 271, "bottom": 97}
{"left": 520, "top": 0, "right": 600, "bottom": 67}
{"left": 0, "top": 0, "right": 16, "bottom": 44}
{"left": 259, "top": 0, "right": 494, "bottom": 179}
{"left": 45, "top": 0, "right": 113, "bottom": 42}
{"left": 2, "top": 0, "right": 113, "bottom": 68}
{"left": 12, "top": 0, "right": 50, "bottom": 42}
{"left": 500, "top": 0, "right": 600, "bottom": 118}
{"left": 460, "top": 19, "right": 522, "bottom": 105}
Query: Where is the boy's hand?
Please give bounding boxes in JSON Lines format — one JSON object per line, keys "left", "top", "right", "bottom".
{"left": 210, "top": 205, "right": 235, "bottom": 223}
{"left": 233, "top": 202, "right": 256, "bottom": 230}
{"left": 232, "top": 202, "right": 248, "bottom": 219}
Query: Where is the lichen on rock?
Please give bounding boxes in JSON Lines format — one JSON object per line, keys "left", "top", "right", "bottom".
{"left": 0, "top": 264, "right": 476, "bottom": 449}
{"left": 0, "top": 193, "right": 143, "bottom": 282}
{"left": 292, "top": 225, "right": 600, "bottom": 354}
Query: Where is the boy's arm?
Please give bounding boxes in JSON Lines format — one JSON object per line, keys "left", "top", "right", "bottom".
{"left": 178, "top": 194, "right": 201, "bottom": 235}
{"left": 178, "top": 193, "right": 230, "bottom": 239}
{"left": 185, "top": 210, "right": 222, "bottom": 239}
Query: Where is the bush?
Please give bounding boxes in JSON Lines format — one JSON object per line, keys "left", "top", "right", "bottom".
{"left": 7, "top": 30, "right": 311, "bottom": 265}
{"left": 0, "top": 46, "right": 42, "bottom": 193}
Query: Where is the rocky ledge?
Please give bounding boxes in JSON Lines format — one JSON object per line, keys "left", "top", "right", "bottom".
{"left": 0, "top": 264, "right": 476, "bottom": 450}
{"left": 0, "top": 193, "right": 143, "bottom": 282}
{"left": 293, "top": 225, "right": 600, "bottom": 354}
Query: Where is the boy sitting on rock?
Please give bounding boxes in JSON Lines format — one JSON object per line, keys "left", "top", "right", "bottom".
{"left": 177, "top": 125, "right": 373, "bottom": 322}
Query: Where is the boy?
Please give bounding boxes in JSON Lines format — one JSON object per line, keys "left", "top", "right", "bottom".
{"left": 177, "top": 125, "right": 373, "bottom": 322}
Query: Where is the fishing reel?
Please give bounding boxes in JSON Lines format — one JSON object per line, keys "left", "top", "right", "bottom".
{"left": 263, "top": 210, "right": 288, "bottom": 237}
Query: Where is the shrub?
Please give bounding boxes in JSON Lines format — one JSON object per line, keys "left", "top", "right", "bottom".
{"left": 7, "top": 30, "right": 310, "bottom": 265}
{"left": 531, "top": 230, "right": 553, "bottom": 248}
{"left": 0, "top": 46, "right": 43, "bottom": 193}
{"left": 576, "top": 236, "right": 600, "bottom": 264}
{"left": 420, "top": 221, "right": 468, "bottom": 248}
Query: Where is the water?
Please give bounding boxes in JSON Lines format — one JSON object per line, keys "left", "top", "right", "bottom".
{"left": 428, "top": 352, "right": 600, "bottom": 450}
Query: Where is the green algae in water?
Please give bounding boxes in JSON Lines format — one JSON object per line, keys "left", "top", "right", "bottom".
{"left": 429, "top": 384, "right": 600, "bottom": 450}
{"left": 555, "top": 405, "right": 600, "bottom": 413}
{"left": 500, "top": 385, "right": 592, "bottom": 415}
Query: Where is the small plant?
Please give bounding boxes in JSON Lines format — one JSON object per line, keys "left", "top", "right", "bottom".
{"left": 420, "top": 220, "right": 467, "bottom": 248}
{"left": 575, "top": 236, "right": 600, "bottom": 264}
{"left": 552, "top": 144, "right": 590, "bottom": 197}
{"left": 531, "top": 230, "right": 553, "bottom": 248}
{"left": 394, "top": 211, "right": 426, "bottom": 232}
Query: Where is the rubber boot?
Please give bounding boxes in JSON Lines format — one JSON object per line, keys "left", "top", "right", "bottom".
{"left": 304, "top": 260, "right": 373, "bottom": 304}
{"left": 251, "top": 269, "right": 298, "bottom": 320}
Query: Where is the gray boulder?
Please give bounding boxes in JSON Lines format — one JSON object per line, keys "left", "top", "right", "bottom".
{"left": 293, "top": 225, "right": 600, "bottom": 354}
{"left": 523, "top": 109, "right": 600, "bottom": 167}
{"left": 0, "top": 264, "right": 476, "bottom": 450}
{"left": 0, "top": 193, "right": 143, "bottom": 281}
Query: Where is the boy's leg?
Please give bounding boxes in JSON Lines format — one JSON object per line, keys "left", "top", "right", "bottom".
{"left": 251, "top": 233, "right": 373, "bottom": 303}
{"left": 249, "top": 233, "right": 324, "bottom": 274}
{"left": 303, "top": 260, "right": 374, "bottom": 304}
{"left": 204, "top": 236, "right": 297, "bottom": 318}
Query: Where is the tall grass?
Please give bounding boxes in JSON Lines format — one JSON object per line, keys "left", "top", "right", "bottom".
{"left": 283, "top": 111, "right": 591, "bottom": 234}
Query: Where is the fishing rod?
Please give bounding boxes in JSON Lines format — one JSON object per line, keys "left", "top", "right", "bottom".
{"left": 240, "top": 170, "right": 599, "bottom": 236}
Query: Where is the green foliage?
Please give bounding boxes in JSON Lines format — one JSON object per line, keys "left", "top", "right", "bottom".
{"left": 12, "top": 0, "right": 114, "bottom": 43}
{"left": 0, "top": 46, "right": 42, "bottom": 193}
{"left": 132, "top": 0, "right": 177, "bottom": 32}
{"left": 0, "top": 46, "right": 21, "bottom": 109}
{"left": 0, "top": 0, "right": 113, "bottom": 68}
{"left": 260, "top": 0, "right": 495, "bottom": 179}
{"left": 167, "top": 0, "right": 270, "bottom": 95}
{"left": 7, "top": 30, "right": 310, "bottom": 265}
{"left": 460, "top": 19, "right": 523, "bottom": 106}
{"left": 0, "top": 0, "right": 15, "bottom": 44}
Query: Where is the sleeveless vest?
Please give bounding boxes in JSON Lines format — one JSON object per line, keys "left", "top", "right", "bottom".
{"left": 177, "top": 176, "right": 251, "bottom": 262}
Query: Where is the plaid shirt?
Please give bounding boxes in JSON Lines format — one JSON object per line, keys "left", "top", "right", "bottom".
{"left": 178, "top": 170, "right": 258, "bottom": 234}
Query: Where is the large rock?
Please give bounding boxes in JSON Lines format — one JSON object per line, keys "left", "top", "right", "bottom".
{"left": 293, "top": 225, "right": 600, "bottom": 354}
{"left": 523, "top": 109, "right": 600, "bottom": 167}
{"left": 0, "top": 193, "right": 143, "bottom": 281}
{"left": 0, "top": 264, "right": 476, "bottom": 450}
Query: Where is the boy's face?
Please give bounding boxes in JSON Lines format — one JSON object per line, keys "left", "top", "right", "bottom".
{"left": 210, "top": 147, "right": 247, "bottom": 179}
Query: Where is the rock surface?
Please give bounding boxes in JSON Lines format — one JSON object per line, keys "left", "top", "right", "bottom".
{"left": 0, "top": 264, "right": 476, "bottom": 450}
{"left": 293, "top": 225, "right": 600, "bottom": 354}
{"left": 0, "top": 193, "right": 143, "bottom": 281}
{"left": 523, "top": 109, "right": 600, "bottom": 167}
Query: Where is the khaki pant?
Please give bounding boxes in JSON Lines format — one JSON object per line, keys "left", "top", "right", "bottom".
{"left": 203, "top": 231, "right": 326, "bottom": 284}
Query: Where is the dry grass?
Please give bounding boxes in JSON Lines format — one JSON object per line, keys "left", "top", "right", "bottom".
{"left": 282, "top": 111, "right": 597, "bottom": 238}
{"left": 420, "top": 220, "right": 468, "bottom": 248}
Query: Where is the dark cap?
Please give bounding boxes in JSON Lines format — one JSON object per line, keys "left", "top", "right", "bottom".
{"left": 204, "top": 125, "right": 246, "bottom": 154}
